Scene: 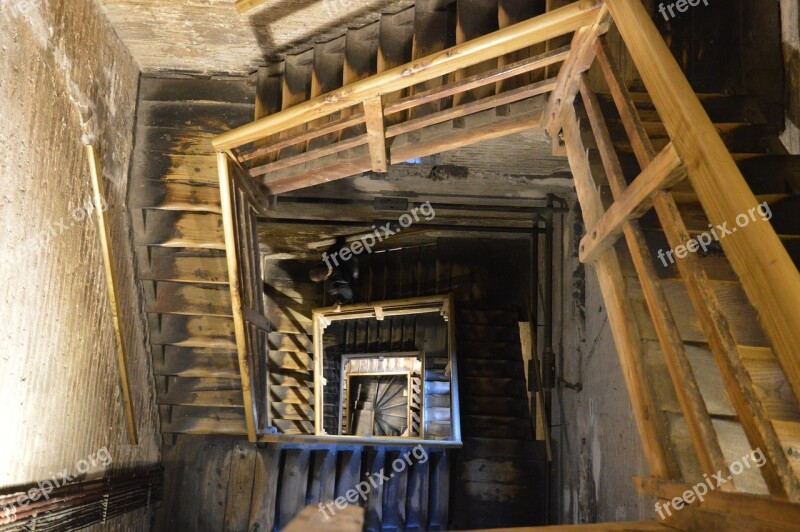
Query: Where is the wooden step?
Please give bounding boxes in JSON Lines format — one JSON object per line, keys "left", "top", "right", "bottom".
{"left": 271, "top": 402, "right": 314, "bottom": 421}
{"left": 461, "top": 437, "right": 546, "bottom": 461}
{"left": 268, "top": 350, "right": 313, "bottom": 371}
{"left": 154, "top": 347, "right": 239, "bottom": 379}
{"left": 149, "top": 314, "right": 236, "bottom": 348}
{"left": 134, "top": 211, "right": 225, "bottom": 249}
{"left": 461, "top": 377, "right": 527, "bottom": 397}
{"left": 278, "top": 49, "right": 314, "bottom": 160}
{"left": 308, "top": 36, "right": 345, "bottom": 152}
{"left": 459, "top": 341, "right": 525, "bottom": 360}
{"left": 458, "top": 324, "right": 520, "bottom": 343}
{"left": 139, "top": 248, "right": 228, "bottom": 285}
{"left": 378, "top": 7, "right": 416, "bottom": 126}
{"left": 130, "top": 180, "right": 221, "bottom": 213}
{"left": 597, "top": 92, "right": 769, "bottom": 125}
{"left": 410, "top": 0, "right": 456, "bottom": 119}
{"left": 457, "top": 308, "right": 520, "bottom": 326}
{"left": 270, "top": 385, "right": 314, "bottom": 405}
{"left": 144, "top": 282, "right": 232, "bottom": 317}
{"left": 159, "top": 389, "right": 244, "bottom": 409}
{"left": 613, "top": 123, "right": 779, "bottom": 155}
{"left": 626, "top": 277, "right": 769, "bottom": 347}
{"left": 269, "top": 370, "right": 313, "bottom": 387}
{"left": 462, "top": 396, "right": 529, "bottom": 417}
{"left": 458, "top": 456, "right": 542, "bottom": 484}
{"left": 462, "top": 358, "right": 524, "bottom": 378}
{"left": 268, "top": 332, "right": 313, "bottom": 353}
{"left": 463, "top": 414, "right": 532, "bottom": 439}
{"left": 272, "top": 419, "right": 314, "bottom": 435}
{"left": 454, "top": 0, "right": 499, "bottom": 106}
{"left": 161, "top": 406, "right": 248, "bottom": 435}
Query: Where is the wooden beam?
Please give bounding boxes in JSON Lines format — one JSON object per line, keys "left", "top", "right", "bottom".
{"left": 363, "top": 96, "right": 389, "bottom": 172}
{"left": 635, "top": 477, "right": 800, "bottom": 531}
{"left": 213, "top": 0, "right": 603, "bottom": 151}
{"left": 573, "top": 83, "right": 731, "bottom": 487}
{"left": 262, "top": 95, "right": 546, "bottom": 195}
{"left": 579, "top": 143, "right": 685, "bottom": 264}
{"left": 591, "top": 35, "right": 800, "bottom": 499}
{"left": 384, "top": 45, "right": 571, "bottom": 116}
{"left": 606, "top": 0, "right": 800, "bottom": 407}
{"left": 217, "top": 152, "right": 257, "bottom": 442}
{"left": 541, "top": 5, "right": 610, "bottom": 138}
{"left": 86, "top": 145, "right": 138, "bottom": 445}
{"left": 561, "top": 106, "right": 675, "bottom": 479}
{"left": 234, "top": 0, "right": 267, "bottom": 15}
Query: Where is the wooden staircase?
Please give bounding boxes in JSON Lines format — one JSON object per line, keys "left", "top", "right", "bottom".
{"left": 453, "top": 307, "right": 547, "bottom": 528}
{"left": 131, "top": 78, "right": 254, "bottom": 438}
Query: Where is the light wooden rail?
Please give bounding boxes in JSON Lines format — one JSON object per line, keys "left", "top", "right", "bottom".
{"left": 212, "top": 1, "right": 800, "bottom": 523}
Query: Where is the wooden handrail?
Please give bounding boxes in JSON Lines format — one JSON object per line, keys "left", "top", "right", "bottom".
{"left": 86, "top": 145, "right": 138, "bottom": 445}
{"left": 212, "top": 0, "right": 602, "bottom": 151}
{"left": 606, "top": 0, "right": 800, "bottom": 408}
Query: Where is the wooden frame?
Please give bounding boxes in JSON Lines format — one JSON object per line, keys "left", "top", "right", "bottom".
{"left": 338, "top": 352, "right": 425, "bottom": 438}
{"left": 311, "top": 294, "right": 461, "bottom": 447}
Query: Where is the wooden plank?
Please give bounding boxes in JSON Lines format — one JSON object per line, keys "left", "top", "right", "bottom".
{"left": 223, "top": 442, "right": 257, "bottom": 532}
{"left": 145, "top": 282, "right": 232, "bottom": 317}
{"left": 410, "top": 0, "right": 455, "bottom": 119}
{"left": 142, "top": 251, "right": 228, "bottom": 285}
{"left": 428, "top": 451, "right": 450, "bottom": 529}
{"left": 383, "top": 451, "right": 409, "bottom": 528}
{"left": 377, "top": 8, "right": 415, "bottom": 126}
{"left": 307, "top": 449, "right": 337, "bottom": 507}
{"left": 580, "top": 143, "right": 685, "bottom": 264}
{"left": 218, "top": 152, "right": 257, "bottom": 441}
{"left": 406, "top": 454, "right": 430, "bottom": 528}
{"left": 363, "top": 96, "right": 388, "bottom": 172}
{"left": 606, "top": 0, "right": 800, "bottom": 410}
{"left": 590, "top": 42, "right": 800, "bottom": 498}
{"left": 335, "top": 448, "right": 363, "bottom": 500}
{"left": 561, "top": 105, "right": 675, "bottom": 479}
{"left": 86, "top": 145, "right": 137, "bottom": 444}
{"left": 278, "top": 449, "right": 312, "bottom": 529}
{"left": 154, "top": 347, "right": 239, "bottom": 379}
{"left": 249, "top": 444, "right": 282, "bottom": 532}
{"left": 214, "top": 0, "right": 603, "bottom": 151}
{"left": 136, "top": 211, "right": 225, "bottom": 249}
{"left": 363, "top": 447, "right": 386, "bottom": 530}
{"left": 197, "top": 439, "right": 233, "bottom": 530}
{"left": 498, "top": 0, "right": 546, "bottom": 92}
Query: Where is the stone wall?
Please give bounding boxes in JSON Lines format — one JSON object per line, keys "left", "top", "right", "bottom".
{"left": 0, "top": 0, "right": 159, "bottom": 528}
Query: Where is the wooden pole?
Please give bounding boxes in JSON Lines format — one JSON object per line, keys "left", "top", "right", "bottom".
{"left": 85, "top": 145, "right": 138, "bottom": 445}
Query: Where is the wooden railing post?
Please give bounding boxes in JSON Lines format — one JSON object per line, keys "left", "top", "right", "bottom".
{"left": 606, "top": 0, "right": 800, "bottom": 403}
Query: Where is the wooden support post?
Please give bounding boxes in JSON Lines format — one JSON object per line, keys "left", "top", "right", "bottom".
{"left": 86, "top": 145, "right": 138, "bottom": 445}
{"left": 541, "top": 6, "right": 610, "bottom": 139}
{"left": 364, "top": 96, "right": 389, "bottom": 173}
{"left": 217, "top": 152, "right": 258, "bottom": 442}
{"left": 606, "top": 0, "right": 800, "bottom": 407}
{"left": 575, "top": 81, "right": 732, "bottom": 488}
{"left": 561, "top": 106, "right": 676, "bottom": 479}
{"left": 591, "top": 35, "right": 800, "bottom": 499}
{"left": 579, "top": 143, "right": 685, "bottom": 264}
